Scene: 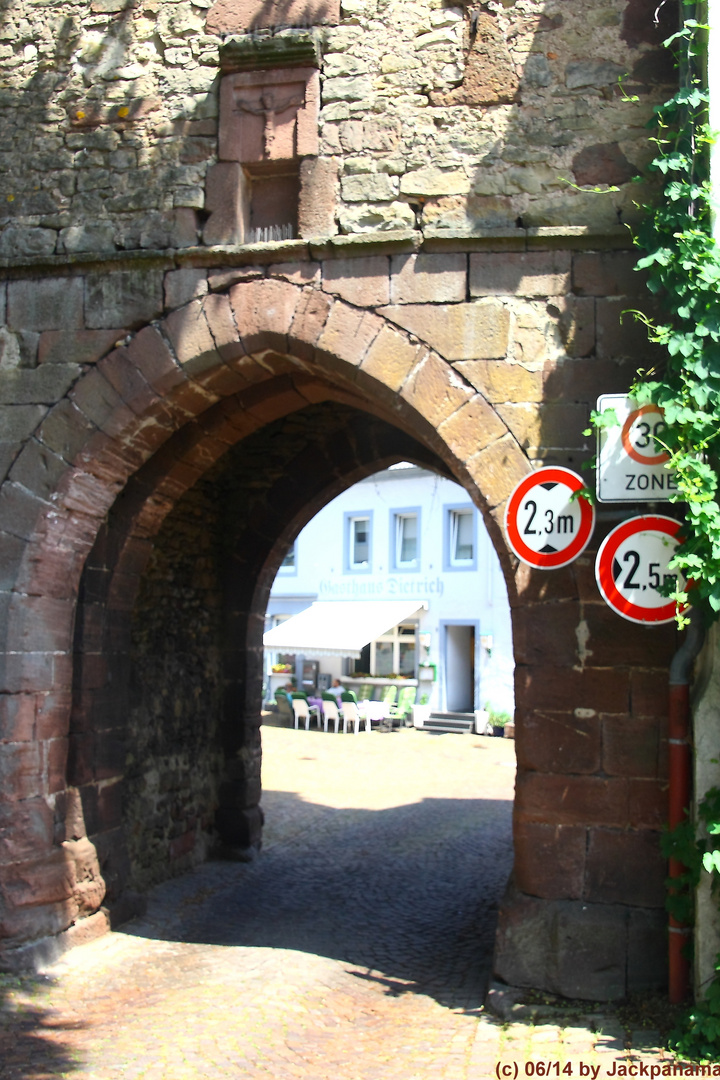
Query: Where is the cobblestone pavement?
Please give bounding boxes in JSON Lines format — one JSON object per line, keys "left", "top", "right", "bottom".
{"left": 1, "top": 727, "right": 675, "bottom": 1079}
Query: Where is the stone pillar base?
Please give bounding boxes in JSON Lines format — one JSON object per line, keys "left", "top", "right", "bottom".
{"left": 493, "top": 879, "right": 667, "bottom": 1001}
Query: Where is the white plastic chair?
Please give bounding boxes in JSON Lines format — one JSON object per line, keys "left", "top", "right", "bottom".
{"left": 321, "top": 697, "right": 342, "bottom": 734}
{"left": 292, "top": 697, "right": 321, "bottom": 731}
{"left": 342, "top": 699, "right": 370, "bottom": 734}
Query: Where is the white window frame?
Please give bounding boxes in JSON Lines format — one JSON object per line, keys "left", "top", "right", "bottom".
{"left": 444, "top": 505, "right": 477, "bottom": 571}
{"left": 391, "top": 508, "right": 420, "bottom": 571}
{"left": 370, "top": 623, "right": 418, "bottom": 677}
{"left": 344, "top": 511, "right": 373, "bottom": 573}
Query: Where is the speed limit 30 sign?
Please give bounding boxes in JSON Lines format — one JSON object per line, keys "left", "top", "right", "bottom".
{"left": 596, "top": 394, "right": 678, "bottom": 502}
{"left": 595, "top": 515, "right": 685, "bottom": 624}
{"left": 505, "top": 467, "right": 595, "bottom": 570}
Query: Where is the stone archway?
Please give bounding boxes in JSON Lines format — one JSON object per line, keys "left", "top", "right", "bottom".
{"left": 0, "top": 277, "right": 526, "bottom": 968}
{"left": 0, "top": 268, "right": 676, "bottom": 1001}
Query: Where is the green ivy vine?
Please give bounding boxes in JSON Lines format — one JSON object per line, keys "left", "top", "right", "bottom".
{"left": 628, "top": 4, "right": 720, "bottom": 1058}
{"left": 628, "top": 8, "right": 720, "bottom": 625}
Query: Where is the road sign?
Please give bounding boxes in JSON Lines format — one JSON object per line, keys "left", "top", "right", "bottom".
{"left": 595, "top": 515, "right": 685, "bottom": 624}
{"left": 596, "top": 394, "right": 678, "bottom": 502}
{"left": 505, "top": 467, "right": 595, "bottom": 569}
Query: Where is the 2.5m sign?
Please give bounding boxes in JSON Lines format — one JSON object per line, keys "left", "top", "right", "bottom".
{"left": 596, "top": 394, "right": 678, "bottom": 502}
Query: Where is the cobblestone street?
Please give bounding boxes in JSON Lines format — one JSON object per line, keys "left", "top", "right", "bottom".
{"left": 1, "top": 727, "right": 672, "bottom": 1078}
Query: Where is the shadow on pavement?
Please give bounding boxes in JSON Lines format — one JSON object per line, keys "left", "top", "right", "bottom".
{"left": 0, "top": 972, "right": 84, "bottom": 1079}
{"left": 120, "top": 791, "right": 514, "bottom": 1014}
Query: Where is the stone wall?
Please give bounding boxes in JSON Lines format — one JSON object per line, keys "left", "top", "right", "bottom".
{"left": 0, "top": 0, "right": 674, "bottom": 257}
{"left": 0, "top": 0, "right": 683, "bottom": 998}
{"left": 124, "top": 474, "right": 225, "bottom": 890}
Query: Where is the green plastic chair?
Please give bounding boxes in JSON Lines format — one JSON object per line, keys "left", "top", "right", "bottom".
{"left": 389, "top": 686, "right": 416, "bottom": 724}
{"left": 274, "top": 689, "right": 293, "bottom": 722}
{"left": 380, "top": 685, "right": 398, "bottom": 705}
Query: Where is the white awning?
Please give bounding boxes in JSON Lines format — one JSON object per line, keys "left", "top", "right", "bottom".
{"left": 263, "top": 600, "right": 427, "bottom": 659}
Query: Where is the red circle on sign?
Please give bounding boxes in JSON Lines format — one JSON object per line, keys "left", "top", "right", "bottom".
{"left": 505, "top": 467, "right": 595, "bottom": 569}
{"left": 595, "top": 515, "right": 684, "bottom": 624}
{"left": 620, "top": 405, "right": 669, "bottom": 467}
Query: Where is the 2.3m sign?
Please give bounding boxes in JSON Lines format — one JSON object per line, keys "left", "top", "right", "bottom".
{"left": 596, "top": 394, "right": 678, "bottom": 503}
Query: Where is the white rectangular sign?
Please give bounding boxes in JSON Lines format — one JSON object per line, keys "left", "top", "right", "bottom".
{"left": 596, "top": 394, "right": 678, "bottom": 503}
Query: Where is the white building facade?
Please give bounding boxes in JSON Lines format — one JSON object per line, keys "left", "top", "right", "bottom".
{"left": 265, "top": 465, "right": 514, "bottom": 716}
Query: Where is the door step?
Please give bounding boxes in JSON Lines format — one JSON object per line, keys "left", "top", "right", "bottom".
{"left": 421, "top": 712, "right": 475, "bottom": 734}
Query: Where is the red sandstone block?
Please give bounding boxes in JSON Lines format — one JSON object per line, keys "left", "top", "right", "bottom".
{"left": 46, "top": 736, "right": 69, "bottom": 794}
{"left": 630, "top": 669, "right": 669, "bottom": 718}
{"left": 515, "top": 664, "right": 630, "bottom": 714}
{"left": 36, "top": 690, "right": 72, "bottom": 742}
{"left": 165, "top": 379, "right": 219, "bottom": 421}
{"left": 0, "top": 897, "right": 78, "bottom": 942}
{"left": 7, "top": 276, "right": 84, "bottom": 331}
{"left": 391, "top": 252, "right": 466, "bottom": 304}
{"left": 0, "top": 694, "right": 36, "bottom": 741}
{"left": 115, "top": 536, "right": 153, "bottom": 579}
{"left": 628, "top": 778, "right": 667, "bottom": 830}
{"left": 230, "top": 278, "right": 302, "bottom": 355}
{"left": 551, "top": 296, "right": 596, "bottom": 359}
{"left": 0, "top": 651, "right": 56, "bottom": 695}
{"left": 401, "top": 351, "right": 474, "bottom": 429}
{"left": 207, "top": 0, "right": 339, "bottom": 33}
{"left": 315, "top": 301, "right": 383, "bottom": 367}
{"left": 1, "top": 849, "right": 76, "bottom": 908}
{"left": 515, "top": 709, "right": 601, "bottom": 775}
{"left": 515, "top": 771, "right": 629, "bottom": 828}
{"left": 98, "top": 350, "right": 162, "bottom": 417}
{"left": 471, "top": 250, "right": 571, "bottom": 298}
{"left": 437, "top": 394, "right": 507, "bottom": 462}
{"left": 124, "top": 325, "right": 186, "bottom": 397}
{"left": 7, "top": 595, "right": 76, "bottom": 655}
{"left": 322, "top": 255, "right": 390, "bottom": 307}
{"left": 163, "top": 299, "right": 221, "bottom": 377}
{"left": 8, "top": 440, "right": 68, "bottom": 504}
{"left": 163, "top": 268, "right": 208, "bottom": 311}
{"left": 191, "top": 363, "right": 249, "bottom": 397}
{"left": 466, "top": 434, "right": 529, "bottom": 511}
{"left": 543, "top": 356, "right": 635, "bottom": 402}
{"left": 514, "top": 821, "right": 586, "bottom": 900}
{"left": 602, "top": 714, "right": 659, "bottom": 778}
{"left": 38, "top": 328, "right": 122, "bottom": 366}
{"left": 71, "top": 369, "right": 137, "bottom": 440}
{"left": 58, "top": 469, "right": 118, "bottom": 522}
{"left": 513, "top": 559, "right": 580, "bottom": 604}
{"left": 513, "top": 602, "right": 586, "bottom": 668}
{"left": 580, "top": 605, "right": 678, "bottom": 667}
{"left": 38, "top": 399, "right": 98, "bottom": 464}
{"left": 573, "top": 251, "right": 644, "bottom": 297}
{"left": 596, "top": 298, "right": 660, "bottom": 362}
{"left": 0, "top": 797, "right": 54, "bottom": 861}
{"left": 288, "top": 288, "right": 333, "bottom": 360}
{"left": 0, "top": 480, "right": 50, "bottom": 542}
{"left": 584, "top": 828, "right": 665, "bottom": 907}
{"left": 202, "top": 292, "right": 245, "bottom": 363}
{"left": 245, "top": 384, "right": 310, "bottom": 425}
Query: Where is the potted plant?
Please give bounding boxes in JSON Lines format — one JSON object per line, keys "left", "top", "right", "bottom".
{"left": 486, "top": 704, "right": 512, "bottom": 738}
{"left": 412, "top": 694, "right": 432, "bottom": 728}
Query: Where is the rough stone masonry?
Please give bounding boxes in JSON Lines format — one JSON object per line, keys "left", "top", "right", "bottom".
{"left": 0, "top": 0, "right": 681, "bottom": 1001}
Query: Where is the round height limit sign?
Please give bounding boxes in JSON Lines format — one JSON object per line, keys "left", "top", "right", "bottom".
{"left": 595, "top": 515, "right": 685, "bottom": 624}
{"left": 505, "top": 467, "right": 595, "bottom": 569}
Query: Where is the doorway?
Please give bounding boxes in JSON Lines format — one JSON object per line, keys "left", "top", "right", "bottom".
{"left": 443, "top": 623, "right": 477, "bottom": 713}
